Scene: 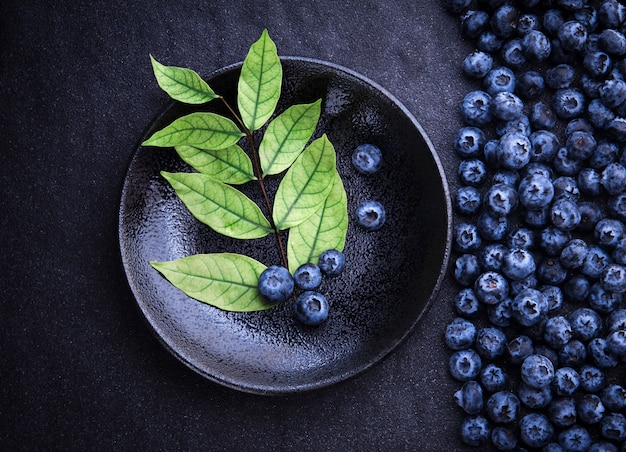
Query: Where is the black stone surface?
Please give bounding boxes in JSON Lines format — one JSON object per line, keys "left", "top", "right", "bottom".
{"left": 1, "top": 1, "right": 476, "bottom": 450}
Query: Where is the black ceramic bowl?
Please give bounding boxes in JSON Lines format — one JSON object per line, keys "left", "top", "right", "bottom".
{"left": 119, "top": 57, "right": 452, "bottom": 394}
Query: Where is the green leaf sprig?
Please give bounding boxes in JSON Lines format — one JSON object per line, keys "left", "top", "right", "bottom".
{"left": 143, "top": 30, "right": 348, "bottom": 312}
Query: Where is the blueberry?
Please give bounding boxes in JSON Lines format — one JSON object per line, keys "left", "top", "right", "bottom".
{"left": 454, "top": 126, "right": 486, "bottom": 158}
{"left": 454, "top": 380, "right": 483, "bottom": 414}
{"left": 486, "top": 391, "right": 520, "bottom": 424}
{"left": 560, "top": 238, "right": 588, "bottom": 269}
{"left": 541, "top": 284, "right": 564, "bottom": 311}
{"left": 530, "top": 101, "right": 557, "bottom": 130}
{"left": 608, "top": 192, "right": 626, "bottom": 221}
{"left": 569, "top": 307, "right": 602, "bottom": 341}
{"left": 596, "top": 218, "right": 625, "bottom": 249}
{"left": 496, "top": 115, "right": 531, "bottom": 137}
{"left": 600, "top": 413, "right": 626, "bottom": 442}
{"left": 523, "top": 29, "right": 552, "bottom": 61}
{"left": 552, "top": 88, "right": 586, "bottom": 119}
{"left": 579, "top": 364, "right": 605, "bottom": 392}
{"left": 581, "top": 72, "right": 604, "bottom": 98}
{"left": 459, "top": 414, "right": 490, "bottom": 447}
{"left": 519, "top": 413, "right": 554, "bottom": 448}
{"left": 580, "top": 245, "right": 611, "bottom": 279}
{"left": 548, "top": 397, "right": 577, "bottom": 428}
{"left": 577, "top": 393, "right": 606, "bottom": 424}
{"left": 606, "top": 328, "right": 626, "bottom": 356}
{"left": 564, "top": 274, "right": 590, "bottom": 303}
{"left": 293, "top": 291, "right": 329, "bottom": 326}
{"left": 558, "top": 425, "right": 592, "bottom": 451}
{"left": 589, "top": 140, "right": 618, "bottom": 169}
{"left": 444, "top": 317, "right": 477, "bottom": 350}
{"left": 475, "top": 326, "right": 507, "bottom": 359}
{"left": 497, "top": 131, "right": 532, "bottom": 169}
{"left": 601, "top": 263, "right": 626, "bottom": 292}
{"left": 601, "top": 162, "right": 626, "bottom": 194}
{"left": 600, "top": 79, "right": 626, "bottom": 115}
{"left": 558, "top": 20, "right": 589, "bottom": 52}
{"left": 518, "top": 382, "right": 553, "bottom": 409}
{"left": 491, "top": 91, "right": 524, "bottom": 121}
{"left": 606, "top": 117, "right": 626, "bottom": 142}
{"left": 554, "top": 146, "right": 583, "bottom": 176}
{"left": 482, "top": 139, "right": 500, "bottom": 167}
{"left": 479, "top": 363, "right": 508, "bottom": 393}
{"left": 483, "top": 183, "right": 518, "bottom": 217}
{"left": 518, "top": 174, "right": 554, "bottom": 209}
{"left": 578, "top": 201, "right": 603, "bottom": 232}
{"left": 599, "top": 0, "right": 626, "bottom": 29}
{"left": 540, "top": 226, "right": 571, "bottom": 255}
{"left": 453, "top": 288, "right": 481, "bottom": 318}
{"left": 461, "top": 9, "right": 490, "bottom": 39}
{"left": 453, "top": 254, "right": 482, "bottom": 286}
{"left": 566, "top": 130, "right": 596, "bottom": 160}
{"left": 449, "top": 349, "right": 482, "bottom": 382}
{"left": 491, "top": 168, "right": 520, "bottom": 187}
{"left": 483, "top": 66, "right": 516, "bottom": 95}
{"left": 454, "top": 186, "right": 481, "bottom": 215}
{"left": 317, "top": 249, "right": 345, "bottom": 277}
{"left": 501, "top": 38, "right": 527, "bottom": 69}
{"left": 474, "top": 271, "right": 509, "bottom": 305}
{"left": 258, "top": 265, "right": 294, "bottom": 303}
{"left": 461, "top": 50, "right": 493, "bottom": 79}
{"left": 521, "top": 354, "right": 555, "bottom": 389}
{"left": 512, "top": 288, "right": 549, "bottom": 327}
{"left": 516, "top": 70, "right": 545, "bottom": 100}
{"left": 479, "top": 243, "right": 507, "bottom": 271}
{"left": 491, "top": 4, "right": 519, "bottom": 38}
{"left": 537, "top": 257, "right": 568, "bottom": 285}
{"left": 502, "top": 248, "right": 536, "bottom": 281}
{"left": 517, "top": 12, "right": 541, "bottom": 35}
{"left": 477, "top": 31, "right": 504, "bottom": 54}
{"left": 546, "top": 63, "right": 576, "bottom": 89}
{"left": 553, "top": 176, "right": 580, "bottom": 203}
{"left": 543, "top": 315, "right": 573, "bottom": 349}
{"left": 559, "top": 339, "right": 588, "bottom": 368}
{"left": 507, "top": 335, "right": 534, "bottom": 364}
{"left": 488, "top": 297, "right": 514, "bottom": 327}
{"left": 551, "top": 366, "right": 580, "bottom": 396}
{"left": 356, "top": 200, "right": 386, "bottom": 231}
{"left": 351, "top": 144, "right": 382, "bottom": 174}
{"left": 577, "top": 168, "right": 603, "bottom": 197}
{"left": 506, "top": 227, "right": 535, "bottom": 250}
{"left": 598, "top": 28, "right": 626, "bottom": 56}
{"left": 458, "top": 158, "right": 487, "bottom": 186}
{"left": 491, "top": 427, "right": 517, "bottom": 451}
{"left": 529, "top": 130, "right": 560, "bottom": 163}
{"left": 551, "top": 197, "right": 581, "bottom": 231}
{"left": 293, "top": 263, "right": 322, "bottom": 291}
{"left": 588, "top": 337, "right": 620, "bottom": 367}
{"left": 606, "top": 308, "right": 626, "bottom": 332}
{"left": 588, "top": 282, "right": 621, "bottom": 314}
{"left": 600, "top": 384, "right": 626, "bottom": 411}
{"left": 544, "top": 9, "right": 565, "bottom": 36}
{"left": 461, "top": 90, "right": 492, "bottom": 126}
{"left": 583, "top": 50, "right": 612, "bottom": 78}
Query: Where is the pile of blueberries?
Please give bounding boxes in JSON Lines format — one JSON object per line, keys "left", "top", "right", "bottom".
{"left": 257, "top": 143, "right": 386, "bottom": 326}
{"left": 442, "top": 0, "right": 626, "bottom": 449}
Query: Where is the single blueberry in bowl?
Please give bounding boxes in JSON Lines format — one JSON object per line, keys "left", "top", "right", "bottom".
{"left": 351, "top": 143, "right": 382, "bottom": 175}
{"left": 258, "top": 265, "right": 295, "bottom": 304}
{"left": 355, "top": 200, "right": 386, "bottom": 231}
{"left": 293, "top": 291, "right": 329, "bottom": 327}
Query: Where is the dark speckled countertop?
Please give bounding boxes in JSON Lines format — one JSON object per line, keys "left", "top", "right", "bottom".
{"left": 1, "top": 1, "right": 478, "bottom": 450}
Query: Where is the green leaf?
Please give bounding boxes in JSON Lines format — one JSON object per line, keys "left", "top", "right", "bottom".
{"left": 142, "top": 112, "right": 244, "bottom": 150}
{"left": 151, "top": 253, "right": 274, "bottom": 312}
{"left": 272, "top": 134, "right": 336, "bottom": 230}
{"left": 237, "top": 29, "right": 282, "bottom": 131}
{"left": 161, "top": 171, "right": 272, "bottom": 239}
{"left": 150, "top": 55, "right": 219, "bottom": 104}
{"left": 175, "top": 144, "right": 256, "bottom": 185}
{"left": 259, "top": 100, "right": 322, "bottom": 177}
{"left": 287, "top": 171, "right": 348, "bottom": 273}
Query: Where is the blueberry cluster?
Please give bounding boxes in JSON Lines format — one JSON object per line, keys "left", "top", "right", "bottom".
{"left": 258, "top": 249, "right": 345, "bottom": 326}
{"left": 443, "top": 0, "right": 626, "bottom": 449}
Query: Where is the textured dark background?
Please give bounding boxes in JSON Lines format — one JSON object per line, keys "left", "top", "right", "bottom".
{"left": 1, "top": 1, "right": 477, "bottom": 450}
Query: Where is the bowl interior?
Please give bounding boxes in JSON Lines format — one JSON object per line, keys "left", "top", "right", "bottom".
{"left": 119, "top": 57, "right": 451, "bottom": 394}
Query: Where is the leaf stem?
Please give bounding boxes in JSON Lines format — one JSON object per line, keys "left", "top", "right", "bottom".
{"left": 219, "top": 97, "right": 289, "bottom": 270}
